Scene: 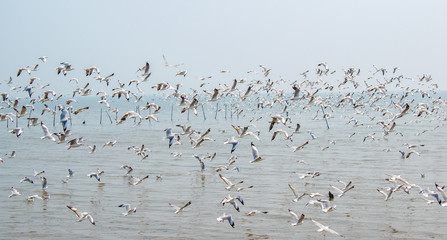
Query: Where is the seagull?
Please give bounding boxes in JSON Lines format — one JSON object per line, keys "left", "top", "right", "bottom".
{"left": 9, "top": 128, "right": 23, "bottom": 138}
{"left": 7, "top": 151, "right": 16, "bottom": 159}
{"left": 165, "top": 128, "right": 175, "bottom": 148}
{"left": 306, "top": 199, "right": 336, "bottom": 212}
{"left": 224, "top": 136, "right": 239, "bottom": 154}
{"left": 330, "top": 180, "right": 355, "bottom": 197}
{"left": 87, "top": 171, "right": 101, "bottom": 182}
{"left": 103, "top": 140, "right": 117, "bottom": 148}
{"left": 245, "top": 210, "right": 268, "bottom": 216}
{"left": 193, "top": 155, "right": 205, "bottom": 171}
{"left": 8, "top": 187, "right": 21, "bottom": 198}
{"left": 118, "top": 204, "right": 137, "bottom": 216}
{"left": 435, "top": 183, "right": 447, "bottom": 203}
{"left": 67, "top": 137, "right": 83, "bottom": 150}
{"left": 221, "top": 195, "right": 244, "bottom": 212}
{"left": 88, "top": 145, "right": 96, "bottom": 154}
{"left": 299, "top": 171, "right": 320, "bottom": 180}
{"left": 169, "top": 201, "right": 191, "bottom": 214}
{"left": 40, "top": 122, "right": 56, "bottom": 141}
{"left": 406, "top": 150, "right": 420, "bottom": 158}
{"left": 38, "top": 56, "right": 47, "bottom": 63}
{"left": 175, "top": 70, "right": 187, "bottom": 77}
{"left": 27, "top": 194, "right": 43, "bottom": 202}
{"left": 311, "top": 219, "right": 343, "bottom": 237}
{"left": 120, "top": 165, "right": 133, "bottom": 175}
{"left": 40, "top": 177, "right": 47, "bottom": 190}
{"left": 250, "top": 142, "right": 264, "bottom": 163}
{"left": 217, "top": 213, "right": 234, "bottom": 228}
{"left": 288, "top": 209, "right": 305, "bottom": 226}
{"left": 219, "top": 173, "right": 244, "bottom": 191}
{"left": 128, "top": 175, "right": 149, "bottom": 185}
{"left": 33, "top": 169, "right": 45, "bottom": 177}
{"left": 287, "top": 141, "right": 309, "bottom": 152}
{"left": 66, "top": 205, "right": 96, "bottom": 225}
{"left": 20, "top": 177, "right": 34, "bottom": 184}
{"left": 62, "top": 169, "right": 75, "bottom": 183}
{"left": 271, "top": 129, "right": 293, "bottom": 141}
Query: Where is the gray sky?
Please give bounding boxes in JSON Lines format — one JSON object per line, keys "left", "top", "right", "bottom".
{"left": 1, "top": 0, "right": 446, "bottom": 94}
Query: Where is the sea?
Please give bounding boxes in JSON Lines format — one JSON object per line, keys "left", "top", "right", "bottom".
{"left": 1, "top": 90, "right": 447, "bottom": 239}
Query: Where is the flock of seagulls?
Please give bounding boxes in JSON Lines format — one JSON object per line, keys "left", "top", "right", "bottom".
{"left": 1, "top": 55, "right": 446, "bottom": 238}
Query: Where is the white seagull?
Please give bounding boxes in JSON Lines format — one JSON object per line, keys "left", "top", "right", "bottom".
{"left": 66, "top": 205, "right": 96, "bottom": 225}
{"left": 217, "top": 213, "right": 234, "bottom": 228}
{"left": 311, "top": 219, "right": 343, "bottom": 237}
{"left": 9, "top": 187, "right": 21, "bottom": 198}
{"left": 250, "top": 142, "right": 264, "bottom": 163}
{"left": 219, "top": 173, "right": 244, "bottom": 191}
{"left": 118, "top": 204, "right": 137, "bottom": 216}
{"left": 169, "top": 201, "right": 191, "bottom": 214}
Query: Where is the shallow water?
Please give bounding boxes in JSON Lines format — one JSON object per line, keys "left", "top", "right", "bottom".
{"left": 1, "top": 94, "right": 447, "bottom": 239}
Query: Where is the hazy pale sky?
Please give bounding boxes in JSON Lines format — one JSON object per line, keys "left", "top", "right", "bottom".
{"left": 1, "top": 0, "right": 446, "bottom": 94}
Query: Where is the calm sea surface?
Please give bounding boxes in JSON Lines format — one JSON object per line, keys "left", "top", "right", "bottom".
{"left": 1, "top": 92, "right": 446, "bottom": 239}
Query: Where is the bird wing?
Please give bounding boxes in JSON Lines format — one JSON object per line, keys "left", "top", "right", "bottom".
{"left": 311, "top": 219, "right": 325, "bottom": 230}
{"left": 169, "top": 203, "right": 180, "bottom": 211}
{"left": 180, "top": 201, "right": 191, "bottom": 211}
{"left": 288, "top": 184, "right": 299, "bottom": 198}
{"left": 219, "top": 174, "right": 233, "bottom": 186}
{"left": 288, "top": 209, "right": 299, "bottom": 220}
{"left": 231, "top": 125, "right": 241, "bottom": 135}
{"left": 251, "top": 143, "right": 259, "bottom": 159}
{"left": 67, "top": 205, "right": 82, "bottom": 218}
{"left": 86, "top": 214, "right": 95, "bottom": 225}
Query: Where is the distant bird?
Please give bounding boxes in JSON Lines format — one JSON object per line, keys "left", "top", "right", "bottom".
{"left": 250, "top": 142, "right": 264, "bottom": 163}
{"left": 66, "top": 205, "right": 96, "bottom": 225}
{"left": 120, "top": 165, "right": 133, "bottom": 175}
{"left": 20, "top": 177, "right": 34, "bottom": 184}
{"left": 9, "top": 128, "right": 23, "bottom": 138}
{"left": 193, "top": 155, "right": 205, "bottom": 171}
{"left": 224, "top": 137, "right": 239, "bottom": 153}
{"left": 245, "top": 210, "right": 268, "bottom": 216}
{"left": 27, "top": 194, "right": 43, "bottom": 202}
{"left": 66, "top": 137, "right": 83, "bottom": 150}
{"left": 216, "top": 213, "right": 234, "bottom": 228}
{"left": 40, "top": 177, "right": 47, "bottom": 190}
{"left": 60, "top": 107, "right": 69, "bottom": 132}
{"left": 165, "top": 128, "right": 175, "bottom": 148}
{"left": 103, "top": 140, "right": 117, "bottom": 148}
{"left": 40, "top": 122, "right": 56, "bottom": 141}
{"left": 8, "top": 187, "right": 21, "bottom": 198}
{"left": 287, "top": 141, "right": 309, "bottom": 152}
{"left": 311, "top": 219, "right": 343, "bottom": 237}
{"left": 175, "top": 70, "right": 187, "bottom": 77}
{"left": 38, "top": 56, "right": 47, "bottom": 63}
{"left": 169, "top": 201, "right": 191, "bottom": 214}
{"left": 288, "top": 209, "right": 305, "bottom": 226}
{"left": 219, "top": 173, "right": 244, "bottom": 191}
{"left": 87, "top": 169, "right": 103, "bottom": 182}
{"left": 221, "top": 194, "right": 244, "bottom": 212}
{"left": 330, "top": 180, "right": 355, "bottom": 197}
{"left": 118, "top": 204, "right": 137, "bottom": 216}
{"left": 306, "top": 199, "right": 336, "bottom": 212}
{"left": 128, "top": 175, "right": 149, "bottom": 185}
{"left": 88, "top": 145, "right": 96, "bottom": 154}
{"left": 33, "top": 169, "right": 45, "bottom": 177}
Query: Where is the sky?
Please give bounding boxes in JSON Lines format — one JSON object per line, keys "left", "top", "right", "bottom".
{"left": 1, "top": 0, "right": 446, "bottom": 95}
